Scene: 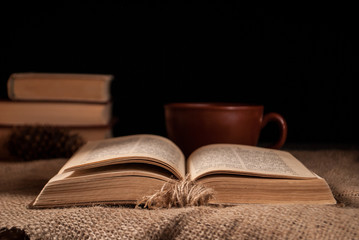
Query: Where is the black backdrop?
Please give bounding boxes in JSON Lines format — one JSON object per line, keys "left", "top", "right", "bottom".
{"left": 1, "top": 3, "right": 358, "bottom": 145}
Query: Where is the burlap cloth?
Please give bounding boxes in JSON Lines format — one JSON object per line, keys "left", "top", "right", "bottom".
{"left": 1, "top": 147, "right": 358, "bottom": 239}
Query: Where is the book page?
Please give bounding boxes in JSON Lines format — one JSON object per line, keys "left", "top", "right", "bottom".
{"left": 187, "top": 144, "right": 316, "bottom": 180}
{"left": 60, "top": 134, "right": 185, "bottom": 178}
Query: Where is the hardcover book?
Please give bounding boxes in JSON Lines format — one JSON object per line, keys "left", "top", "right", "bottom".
{"left": 0, "top": 101, "right": 112, "bottom": 127}
{"left": 7, "top": 73, "right": 113, "bottom": 103}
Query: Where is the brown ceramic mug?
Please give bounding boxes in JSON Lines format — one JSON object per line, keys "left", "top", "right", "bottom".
{"left": 164, "top": 103, "right": 287, "bottom": 157}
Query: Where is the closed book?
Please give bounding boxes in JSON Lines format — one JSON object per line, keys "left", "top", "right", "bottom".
{"left": 7, "top": 73, "right": 113, "bottom": 103}
{"left": 0, "top": 101, "right": 112, "bottom": 126}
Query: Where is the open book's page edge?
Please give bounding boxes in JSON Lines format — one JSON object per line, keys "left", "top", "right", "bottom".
{"left": 198, "top": 174, "right": 336, "bottom": 205}
{"left": 31, "top": 163, "right": 174, "bottom": 207}
{"left": 31, "top": 171, "right": 73, "bottom": 207}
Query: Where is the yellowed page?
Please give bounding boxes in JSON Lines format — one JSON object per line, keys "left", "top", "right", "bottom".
{"left": 187, "top": 144, "right": 317, "bottom": 180}
{"left": 59, "top": 134, "right": 185, "bottom": 179}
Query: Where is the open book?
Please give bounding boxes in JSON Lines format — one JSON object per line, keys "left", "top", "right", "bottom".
{"left": 30, "top": 134, "right": 336, "bottom": 208}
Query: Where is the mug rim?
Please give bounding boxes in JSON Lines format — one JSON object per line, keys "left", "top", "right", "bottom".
{"left": 164, "top": 102, "right": 264, "bottom": 110}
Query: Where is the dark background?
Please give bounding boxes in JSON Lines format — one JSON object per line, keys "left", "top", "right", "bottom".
{"left": 0, "top": 3, "right": 358, "bottom": 146}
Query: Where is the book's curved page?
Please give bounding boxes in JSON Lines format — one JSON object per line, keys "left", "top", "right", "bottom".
{"left": 60, "top": 134, "right": 185, "bottom": 179}
{"left": 48, "top": 163, "right": 174, "bottom": 186}
{"left": 187, "top": 144, "right": 317, "bottom": 180}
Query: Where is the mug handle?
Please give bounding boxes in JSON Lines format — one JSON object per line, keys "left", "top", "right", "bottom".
{"left": 261, "top": 112, "right": 288, "bottom": 149}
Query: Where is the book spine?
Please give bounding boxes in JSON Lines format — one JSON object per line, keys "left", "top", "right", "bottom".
{"left": 6, "top": 74, "right": 16, "bottom": 100}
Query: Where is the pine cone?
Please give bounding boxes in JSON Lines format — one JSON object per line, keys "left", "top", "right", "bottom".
{"left": 6, "top": 125, "right": 85, "bottom": 161}
{"left": 0, "top": 227, "right": 30, "bottom": 240}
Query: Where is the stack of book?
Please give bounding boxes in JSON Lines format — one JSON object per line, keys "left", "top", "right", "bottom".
{"left": 0, "top": 72, "right": 114, "bottom": 159}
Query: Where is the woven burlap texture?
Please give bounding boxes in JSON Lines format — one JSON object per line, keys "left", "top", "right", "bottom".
{"left": 1, "top": 148, "right": 359, "bottom": 239}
